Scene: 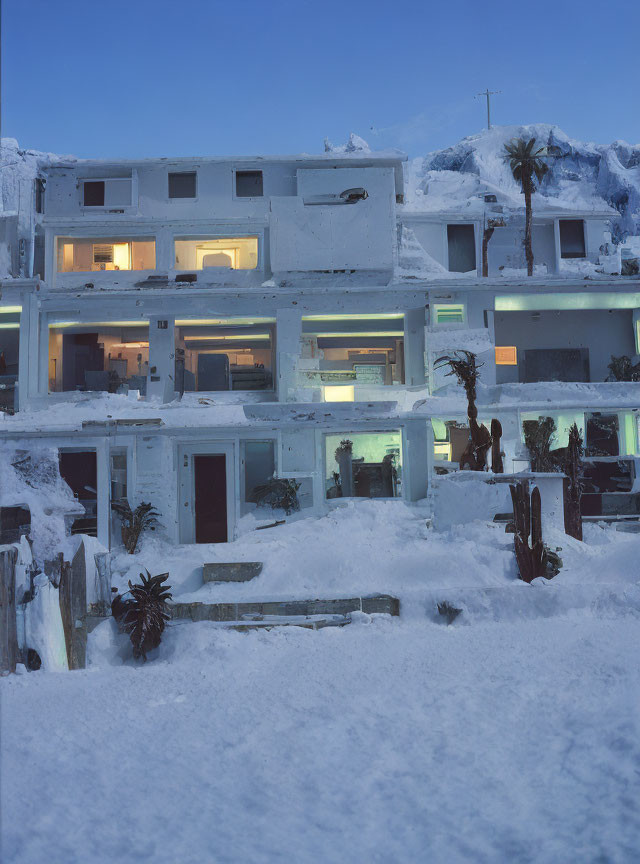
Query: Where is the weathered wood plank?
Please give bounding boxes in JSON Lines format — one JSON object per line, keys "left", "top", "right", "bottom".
{"left": 0, "top": 547, "right": 19, "bottom": 674}
{"left": 58, "top": 547, "right": 87, "bottom": 670}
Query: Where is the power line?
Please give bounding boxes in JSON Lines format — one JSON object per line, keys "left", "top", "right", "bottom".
{"left": 476, "top": 89, "right": 501, "bottom": 130}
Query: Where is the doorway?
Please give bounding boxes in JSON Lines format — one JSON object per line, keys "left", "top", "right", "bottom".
{"left": 59, "top": 450, "right": 98, "bottom": 535}
{"left": 194, "top": 454, "right": 228, "bottom": 543}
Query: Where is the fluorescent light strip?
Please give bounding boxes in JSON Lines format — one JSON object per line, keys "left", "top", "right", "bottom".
{"left": 0, "top": 306, "right": 22, "bottom": 314}
{"left": 183, "top": 334, "right": 270, "bottom": 342}
{"left": 308, "top": 331, "right": 404, "bottom": 338}
{"left": 176, "top": 318, "right": 275, "bottom": 326}
{"left": 49, "top": 321, "right": 150, "bottom": 328}
{"left": 495, "top": 293, "right": 640, "bottom": 312}
{"left": 303, "top": 314, "right": 404, "bottom": 321}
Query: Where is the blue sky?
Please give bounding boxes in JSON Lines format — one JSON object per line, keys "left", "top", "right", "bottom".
{"left": 3, "top": 0, "right": 639, "bottom": 159}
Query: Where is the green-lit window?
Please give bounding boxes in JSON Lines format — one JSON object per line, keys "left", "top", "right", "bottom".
{"left": 433, "top": 304, "right": 465, "bottom": 325}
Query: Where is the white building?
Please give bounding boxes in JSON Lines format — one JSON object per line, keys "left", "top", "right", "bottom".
{"left": 1, "top": 139, "right": 639, "bottom": 549}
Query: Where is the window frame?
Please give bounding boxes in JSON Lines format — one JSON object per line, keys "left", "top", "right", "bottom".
{"left": 81, "top": 177, "right": 133, "bottom": 209}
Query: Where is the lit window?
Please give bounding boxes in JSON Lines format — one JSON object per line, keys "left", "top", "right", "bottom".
{"left": 174, "top": 236, "right": 258, "bottom": 271}
{"left": 236, "top": 170, "right": 263, "bottom": 198}
{"left": 495, "top": 346, "right": 517, "bottom": 365}
{"left": 325, "top": 432, "right": 402, "bottom": 499}
{"left": 56, "top": 238, "right": 155, "bottom": 272}
{"left": 324, "top": 385, "right": 355, "bottom": 402}
{"left": 168, "top": 172, "right": 197, "bottom": 199}
{"left": 434, "top": 304, "right": 465, "bottom": 325}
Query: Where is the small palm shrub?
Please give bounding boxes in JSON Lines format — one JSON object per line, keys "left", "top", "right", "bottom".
{"left": 523, "top": 417, "right": 558, "bottom": 472}
{"left": 437, "top": 601, "right": 462, "bottom": 625}
{"left": 606, "top": 355, "right": 640, "bottom": 382}
{"left": 111, "top": 500, "right": 159, "bottom": 554}
{"left": 248, "top": 478, "right": 301, "bottom": 515}
{"left": 111, "top": 570, "right": 172, "bottom": 661}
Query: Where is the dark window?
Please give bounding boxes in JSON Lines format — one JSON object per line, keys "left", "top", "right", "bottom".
{"left": 35, "top": 179, "right": 45, "bottom": 214}
{"left": 236, "top": 170, "right": 263, "bottom": 198}
{"left": 83, "top": 181, "right": 105, "bottom": 207}
{"left": 521, "top": 348, "right": 590, "bottom": 383}
{"left": 559, "top": 220, "right": 586, "bottom": 258}
{"left": 168, "top": 171, "right": 197, "bottom": 199}
{"left": 447, "top": 224, "right": 476, "bottom": 272}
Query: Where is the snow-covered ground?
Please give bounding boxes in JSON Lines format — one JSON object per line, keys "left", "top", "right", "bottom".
{"left": 2, "top": 503, "right": 640, "bottom": 863}
{"left": 3, "top": 613, "right": 640, "bottom": 863}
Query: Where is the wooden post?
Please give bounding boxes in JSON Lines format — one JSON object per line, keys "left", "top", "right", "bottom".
{"left": 0, "top": 546, "right": 19, "bottom": 674}
{"left": 58, "top": 547, "right": 87, "bottom": 670}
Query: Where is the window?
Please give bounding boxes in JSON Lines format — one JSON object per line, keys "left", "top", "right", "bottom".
{"left": 0, "top": 307, "right": 21, "bottom": 412}
{"left": 325, "top": 432, "right": 402, "bottom": 499}
{"left": 35, "top": 179, "right": 45, "bottom": 214}
{"left": 447, "top": 224, "right": 476, "bottom": 272}
{"left": 495, "top": 346, "right": 517, "bottom": 365}
{"left": 301, "top": 315, "right": 405, "bottom": 389}
{"left": 56, "top": 238, "right": 155, "bottom": 272}
{"left": 168, "top": 171, "right": 197, "bottom": 199}
{"left": 433, "top": 304, "right": 465, "bottom": 325}
{"left": 174, "top": 236, "right": 258, "bottom": 270}
{"left": 243, "top": 441, "right": 275, "bottom": 501}
{"left": 84, "top": 181, "right": 104, "bottom": 207}
{"left": 175, "top": 319, "right": 275, "bottom": 392}
{"left": 559, "top": 220, "right": 586, "bottom": 259}
{"left": 82, "top": 178, "right": 132, "bottom": 207}
{"left": 235, "top": 170, "right": 263, "bottom": 198}
{"left": 48, "top": 322, "right": 149, "bottom": 393}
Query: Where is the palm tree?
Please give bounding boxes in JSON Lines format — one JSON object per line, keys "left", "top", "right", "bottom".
{"left": 504, "top": 138, "right": 548, "bottom": 276}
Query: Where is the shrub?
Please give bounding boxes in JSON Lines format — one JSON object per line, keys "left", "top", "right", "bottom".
{"left": 437, "top": 601, "right": 462, "bottom": 625}
{"left": 248, "top": 478, "right": 301, "bottom": 515}
{"left": 111, "top": 570, "right": 172, "bottom": 661}
{"left": 523, "top": 417, "right": 558, "bottom": 472}
{"left": 606, "top": 355, "right": 640, "bottom": 382}
{"left": 111, "top": 501, "right": 159, "bottom": 554}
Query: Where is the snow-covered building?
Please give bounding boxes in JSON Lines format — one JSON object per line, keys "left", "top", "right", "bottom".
{"left": 1, "top": 124, "right": 640, "bottom": 549}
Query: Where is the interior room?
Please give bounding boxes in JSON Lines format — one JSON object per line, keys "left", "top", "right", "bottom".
{"left": 0, "top": 307, "right": 20, "bottom": 410}
{"left": 301, "top": 315, "right": 405, "bottom": 389}
{"left": 175, "top": 319, "right": 274, "bottom": 391}
{"left": 325, "top": 432, "right": 402, "bottom": 499}
{"left": 174, "top": 236, "right": 258, "bottom": 271}
{"left": 48, "top": 322, "right": 150, "bottom": 393}
{"left": 56, "top": 238, "right": 155, "bottom": 272}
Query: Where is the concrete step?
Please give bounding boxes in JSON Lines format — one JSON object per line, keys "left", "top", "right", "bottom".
{"left": 172, "top": 613, "right": 351, "bottom": 631}
{"left": 202, "top": 562, "right": 263, "bottom": 583}
{"left": 169, "top": 593, "right": 400, "bottom": 623}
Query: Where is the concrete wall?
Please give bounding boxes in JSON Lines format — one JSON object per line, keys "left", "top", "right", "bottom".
{"left": 494, "top": 309, "right": 635, "bottom": 383}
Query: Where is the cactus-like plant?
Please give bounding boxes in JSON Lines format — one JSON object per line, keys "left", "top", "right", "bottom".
{"left": 111, "top": 570, "right": 172, "bottom": 661}
{"left": 490, "top": 418, "right": 503, "bottom": 473}
{"left": 523, "top": 417, "right": 559, "bottom": 473}
{"left": 111, "top": 500, "right": 159, "bottom": 554}
{"left": 563, "top": 422, "right": 584, "bottom": 541}
{"left": 509, "top": 481, "right": 546, "bottom": 583}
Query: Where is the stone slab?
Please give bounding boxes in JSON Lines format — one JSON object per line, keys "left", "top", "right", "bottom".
{"left": 169, "top": 594, "right": 400, "bottom": 622}
{"left": 203, "top": 562, "right": 263, "bottom": 583}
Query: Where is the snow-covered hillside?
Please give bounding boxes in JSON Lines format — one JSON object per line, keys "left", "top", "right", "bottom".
{"left": 404, "top": 123, "right": 640, "bottom": 240}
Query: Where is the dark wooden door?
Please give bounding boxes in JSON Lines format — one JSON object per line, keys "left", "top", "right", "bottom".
{"left": 194, "top": 454, "right": 227, "bottom": 543}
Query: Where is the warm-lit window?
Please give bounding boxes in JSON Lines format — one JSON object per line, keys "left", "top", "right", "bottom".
{"left": 235, "top": 170, "right": 263, "bottom": 198}
{"left": 56, "top": 238, "right": 155, "bottom": 272}
{"left": 174, "top": 236, "right": 258, "bottom": 270}
{"left": 175, "top": 319, "right": 274, "bottom": 392}
{"left": 82, "top": 178, "right": 132, "bottom": 207}
{"left": 325, "top": 432, "right": 402, "bottom": 499}
{"left": 323, "top": 385, "right": 355, "bottom": 402}
{"left": 301, "top": 315, "right": 405, "bottom": 389}
{"left": 48, "top": 322, "right": 149, "bottom": 393}
{"left": 433, "top": 304, "right": 465, "bottom": 325}
{"left": 495, "top": 346, "right": 517, "bottom": 365}
{"left": 168, "top": 172, "right": 197, "bottom": 199}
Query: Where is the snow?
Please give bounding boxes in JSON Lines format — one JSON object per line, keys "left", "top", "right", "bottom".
{"left": 3, "top": 497, "right": 640, "bottom": 861}
{"left": 3, "top": 610, "right": 640, "bottom": 863}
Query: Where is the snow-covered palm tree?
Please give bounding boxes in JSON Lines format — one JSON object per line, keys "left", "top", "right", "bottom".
{"left": 504, "top": 137, "right": 548, "bottom": 276}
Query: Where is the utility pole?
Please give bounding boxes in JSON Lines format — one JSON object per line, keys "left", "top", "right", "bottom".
{"left": 477, "top": 89, "right": 501, "bottom": 129}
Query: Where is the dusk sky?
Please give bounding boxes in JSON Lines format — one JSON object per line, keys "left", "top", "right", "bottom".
{"left": 3, "top": 0, "right": 640, "bottom": 159}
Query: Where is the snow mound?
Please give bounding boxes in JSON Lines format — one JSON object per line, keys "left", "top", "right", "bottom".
{"left": 405, "top": 123, "right": 640, "bottom": 238}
